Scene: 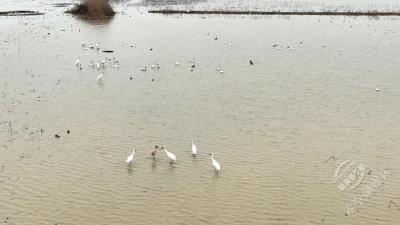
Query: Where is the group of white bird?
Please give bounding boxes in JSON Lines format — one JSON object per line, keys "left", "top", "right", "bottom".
{"left": 125, "top": 140, "right": 221, "bottom": 174}
{"left": 75, "top": 57, "right": 120, "bottom": 70}
{"left": 81, "top": 41, "right": 100, "bottom": 51}
{"left": 74, "top": 56, "right": 120, "bottom": 83}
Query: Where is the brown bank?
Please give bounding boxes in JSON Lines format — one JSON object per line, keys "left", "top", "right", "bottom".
{"left": 66, "top": 0, "right": 115, "bottom": 19}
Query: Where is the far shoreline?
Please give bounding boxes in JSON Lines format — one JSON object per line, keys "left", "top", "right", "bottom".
{"left": 148, "top": 10, "right": 400, "bottom": 17}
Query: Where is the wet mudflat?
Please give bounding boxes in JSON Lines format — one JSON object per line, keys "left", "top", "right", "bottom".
{"left": 1, "top": 1, "right": 400, "bottom": 225}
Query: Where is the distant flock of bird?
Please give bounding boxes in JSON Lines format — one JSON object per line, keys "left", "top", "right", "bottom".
{"left": 74, "top": 41, "right": 383, "bottom": 91}
{"left": 72, "top": 40, "right": 254, "bottom": 82}
{"left": 125, "top": 140, "right": 221, "bottom": 174}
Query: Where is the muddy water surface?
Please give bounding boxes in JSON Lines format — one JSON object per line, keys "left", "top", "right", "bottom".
{"left": 1, "top": 1, "right": 400, "bottom": 225}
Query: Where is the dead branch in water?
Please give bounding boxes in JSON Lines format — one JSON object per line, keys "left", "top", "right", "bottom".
{"left": 388, "top": 200, "right": 400, "bottom": 210}
{"left": 324, "top": 155, "right": 337, "bottom": 163}
{"left": 148, "top": 10, "right": 400, "bottom": 17}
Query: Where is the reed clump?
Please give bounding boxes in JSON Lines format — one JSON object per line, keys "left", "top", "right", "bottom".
{"left": 66, "top": 0, "right": 115, "bottom": 19}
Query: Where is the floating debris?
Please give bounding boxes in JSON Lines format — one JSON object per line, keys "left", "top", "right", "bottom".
{"left": 324, "top": 155, "right": 337, "bottom": 163}
{"left": 388, "top": 200, "right": 400, "bottom": 210}
{"left": 51, "top": 3, "right": 73, "bottom": 8}
{"left": 102, "top": 50, "right": 114, "bottom": 53}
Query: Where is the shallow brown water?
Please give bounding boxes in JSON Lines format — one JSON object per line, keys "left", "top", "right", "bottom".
{"left": 1, "top": 2, "right": 400, "bottom": 225}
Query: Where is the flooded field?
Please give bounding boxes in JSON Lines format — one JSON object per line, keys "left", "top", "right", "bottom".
{"left": 1, "top": 1, "right": 400, "bottom": 224}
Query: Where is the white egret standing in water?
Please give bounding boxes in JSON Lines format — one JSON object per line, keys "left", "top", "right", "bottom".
{"left": 74, "top": 57, "right": 80, "bottom": 67}
{"left": 163, "top": 146, "right": 176, "bottom": 164}
{"left": 126, "top": 150, "right": 136, "bottom": 164}
{"left": 192, "top": 140, "right": 197, "bottom": 156}
{"left": 209, "top": 153, "right": 221, "bottom": 173}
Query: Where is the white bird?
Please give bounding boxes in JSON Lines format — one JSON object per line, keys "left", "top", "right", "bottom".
{"left": 74, "top": 57, "right": 80, "bottom": 67}
{"left": 99, "top": 60, "right": 106, "bottom": 66}
{"left": 164, "top": 146, "right": 176, "bottom": 163}
{"left": 126, "top": 149, "right": 136, "bottom": 164}
{"left": 97, "top": 73, "right": 104, "bottom": 81}
{"left": 209, "top": 153, "right": 221, "bottom": 173}
{"left": 192, "top": 140, "right": 197, "bottom": 156}
{"left": 89, "top": 60, "right": 94, "bottom": 68}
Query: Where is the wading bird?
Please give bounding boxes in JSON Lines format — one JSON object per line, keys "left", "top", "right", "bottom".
{"left": 151, "top": 145, "right": 162, "bottom": 159}
{"left": 164, "top": 146, "right": 176, "bottom": 164}
{"left": 209, "top": 153, "right": 220, "bottom": 173}
{"left": 192, "top": 140, "right": 197, "bottom": 156}
{"left": 126, "top": 150, "right": 136, "bottom": 164}
{"left": 74, "top": 57, "right": 80, "bottom": 67}
{"left": 97, "top": 73, "right": 104, "bottom": 81}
